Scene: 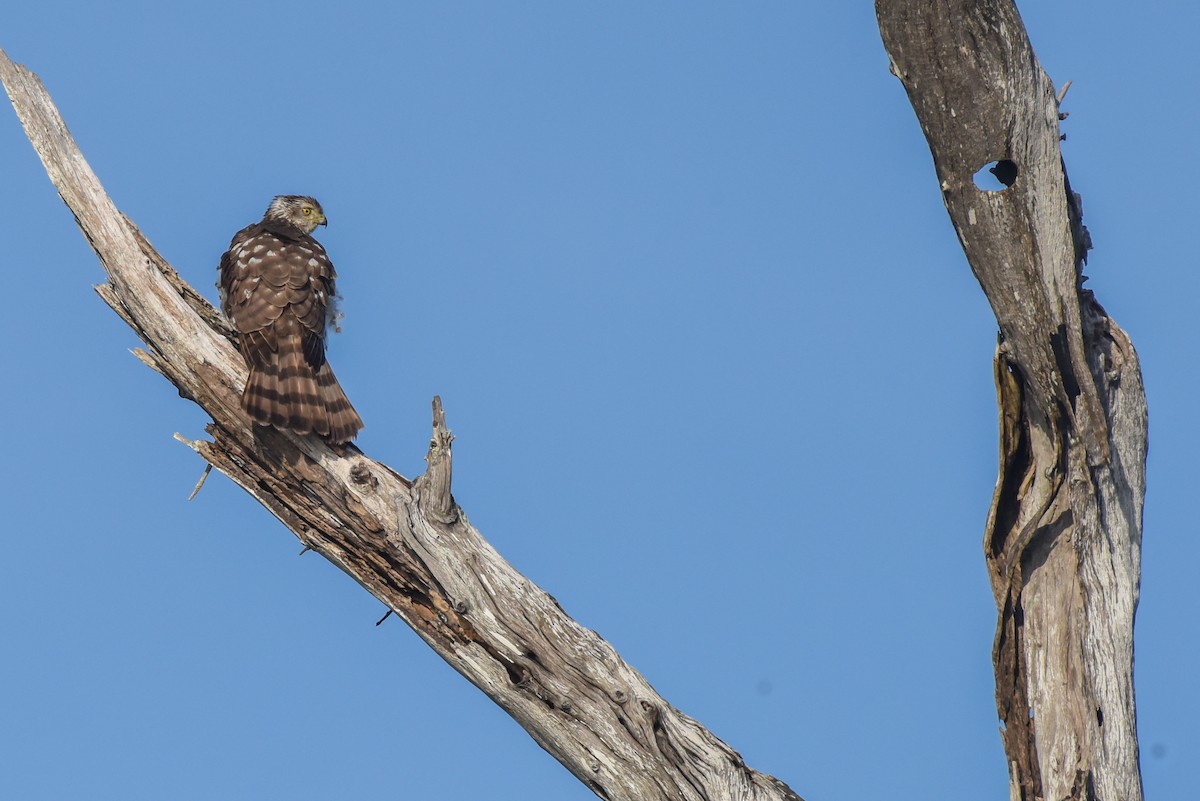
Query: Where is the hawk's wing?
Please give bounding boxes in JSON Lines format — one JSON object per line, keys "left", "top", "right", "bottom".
{"left": 218, "top": 223, "right": 336, "bottom": 370}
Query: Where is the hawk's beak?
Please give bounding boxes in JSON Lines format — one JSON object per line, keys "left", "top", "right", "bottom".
{"left": 319, "top": 216, "right": 328, "bottom": 227}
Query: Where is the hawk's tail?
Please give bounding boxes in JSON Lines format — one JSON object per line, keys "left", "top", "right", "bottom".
{"left": 243, "top": 339, "right": 363, "bottom": 445}
{"left": 315, "top": 361, "right": 365, "bottom": 445}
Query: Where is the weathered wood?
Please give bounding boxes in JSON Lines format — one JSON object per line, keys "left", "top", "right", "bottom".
{"left": 1, "top": 49, "right": 804, "bottom": 801}
{"left": 875, "top": 3, "right": 1147, "bottom": 800}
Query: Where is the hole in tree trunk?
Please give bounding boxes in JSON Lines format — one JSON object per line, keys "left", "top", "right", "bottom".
{"left": 974, "top": 159, "right": 1019, "bottom": 191}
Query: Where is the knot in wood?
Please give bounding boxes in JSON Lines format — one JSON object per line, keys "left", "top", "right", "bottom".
{"left": 349, "top": 461, "right": 377, "bottom": 488}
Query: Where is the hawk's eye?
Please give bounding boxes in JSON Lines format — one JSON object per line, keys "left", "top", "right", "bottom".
{"left": 301, "top": 207, "right": 312, "bottom": 216}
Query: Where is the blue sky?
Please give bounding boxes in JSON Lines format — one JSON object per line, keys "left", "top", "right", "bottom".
{"left": 1, "top": 4, "right": 1195, "bottom": 800}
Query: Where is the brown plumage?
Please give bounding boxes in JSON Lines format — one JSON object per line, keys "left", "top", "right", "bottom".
{"left": 218, "top": 195, "right": 363, "bottom": 443}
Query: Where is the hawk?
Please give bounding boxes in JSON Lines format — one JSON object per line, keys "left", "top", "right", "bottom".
{"left": 218, "top": 195, "right": 364, "bottom": 443}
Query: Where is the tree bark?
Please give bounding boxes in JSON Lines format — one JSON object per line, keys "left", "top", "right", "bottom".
{"left": 0, "top": 50, "right": 804, "bottom": 801}
{"left": 875, "top": 3, "right": 1147, "bottom": 801}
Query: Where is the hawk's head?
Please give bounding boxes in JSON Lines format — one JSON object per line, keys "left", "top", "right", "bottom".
{"left": 265, "top": 195, "right": 327, "bottom": 234}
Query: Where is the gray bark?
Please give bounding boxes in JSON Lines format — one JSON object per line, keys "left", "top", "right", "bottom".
{"left": 0, "top": 49, "right": 804, "bottom": 801}
{"left": 875, "top": 3, "right": 1147, "bottom": 800}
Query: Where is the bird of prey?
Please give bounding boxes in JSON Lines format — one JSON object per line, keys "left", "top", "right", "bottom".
{"left": 218, "top": 195, "right": 364, "bottom": 443}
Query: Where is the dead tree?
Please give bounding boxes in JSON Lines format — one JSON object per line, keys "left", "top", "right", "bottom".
{"left": 4, "top": 1, "right": 1149, "bottom": 793}
{"left": 0, "top": 49, "right": 803, "bottom": 801}
{"left": 876, "top": 3, "right": 1147, "bottom": 800}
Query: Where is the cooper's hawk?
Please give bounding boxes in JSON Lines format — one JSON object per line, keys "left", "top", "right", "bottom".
{"left": 218, "top": 195, "right": 364, "bottom": 443}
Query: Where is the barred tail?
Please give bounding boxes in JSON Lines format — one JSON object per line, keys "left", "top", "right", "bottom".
{"left": 242, "top": 338, "right": 363, "bottom": 444}
{"left": 316, "top": 361, "right": 364, "bottom": 444}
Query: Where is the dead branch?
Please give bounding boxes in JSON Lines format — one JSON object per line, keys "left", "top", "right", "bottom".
{"left": 0, "top": 49, "right": 803, "bottom": 801}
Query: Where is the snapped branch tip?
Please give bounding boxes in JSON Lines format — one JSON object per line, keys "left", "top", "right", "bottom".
{"left": 187, "top": 463, "right": 213, "bottom": 501}
{"left": 1056, "top": 80, "right": 1073, "bottom": 105}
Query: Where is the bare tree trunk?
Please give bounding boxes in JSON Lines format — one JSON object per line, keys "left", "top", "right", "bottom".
{"left": 875, "top": 3, "right": 1147, "bottom": 800}
{"left": 0, "top": 49, "right": 804, "bottom": 801}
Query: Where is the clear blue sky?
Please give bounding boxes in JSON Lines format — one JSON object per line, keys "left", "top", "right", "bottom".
{"left": 1, "top": 4, "right": 1194, "bottom": 800}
